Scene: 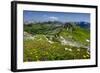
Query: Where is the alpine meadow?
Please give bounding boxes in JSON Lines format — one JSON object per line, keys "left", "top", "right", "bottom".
{"left": 23, "top": 11, "right": 90, "bottom": 62}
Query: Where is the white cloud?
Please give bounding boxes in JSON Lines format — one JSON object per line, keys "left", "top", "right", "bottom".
{"left": 48, "top": 16, "right": 58, "bottom": 21}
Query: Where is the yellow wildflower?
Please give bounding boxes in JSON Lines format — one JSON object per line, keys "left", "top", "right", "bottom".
{"left": 83, "top": 55, "right": 86, "bottom": 58}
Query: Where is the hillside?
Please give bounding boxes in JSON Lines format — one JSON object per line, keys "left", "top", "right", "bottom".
{"left": 24, "top": 22, "right": 90, "bottom": 62}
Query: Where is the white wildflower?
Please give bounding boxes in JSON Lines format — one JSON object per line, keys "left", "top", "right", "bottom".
{"left": 60, "top": 36, "right": 64, "bottom": 39}
{"left": 65, "top": 48, "right": 68, "bottom": 51}
{"left": 69, "top": 48, "right": 72, "bottom": 51}
{"left": 48, "top": 40, "right": 54, "bottom": 44}
{"left": 86, "top": 39, "right": 90, "bottom": 42}
{"left": 77, "top": 49, "right": 80, "bottom": 51}
{"left": 87, "top": 51, "right": 90, "bottom": 54}
{"left": 38, "top": 38, "right": 42, "bottom": 40}
{"left": 83, "top": 55, "right": 86, "bottom": 58}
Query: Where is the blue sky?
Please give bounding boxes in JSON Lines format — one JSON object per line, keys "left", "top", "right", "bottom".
{"left": 23, "top": 10, "right": 90, "bottom": 23}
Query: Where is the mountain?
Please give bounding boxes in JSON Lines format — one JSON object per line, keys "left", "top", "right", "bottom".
{"left": 76, "top": 22, "right": 90, "bottom": 29}
{"left": 24, "top": 21, "right": 90, "bottom": 29}
{"left": 24, "top": 21, "right": 90, "bottom": 61}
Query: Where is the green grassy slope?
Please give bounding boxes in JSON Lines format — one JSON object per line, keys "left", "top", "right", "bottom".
{"left": 24, "top": 23, "right": 90, "bottom": 62}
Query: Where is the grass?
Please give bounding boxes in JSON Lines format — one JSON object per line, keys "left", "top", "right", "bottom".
{"left": 24, "top": 23, "right": 90, "bottom": 62}
{"left": 24, "top": 34, "right": 90, "bottom": 62}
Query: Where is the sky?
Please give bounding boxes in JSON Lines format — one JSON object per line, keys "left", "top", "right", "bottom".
{"left": 23, "top": 10, "right": 90, "bottom": 23}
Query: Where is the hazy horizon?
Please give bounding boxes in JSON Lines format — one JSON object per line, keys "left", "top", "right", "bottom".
{"left": 23, "top": 10, "right": 90, "bottom": 24}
